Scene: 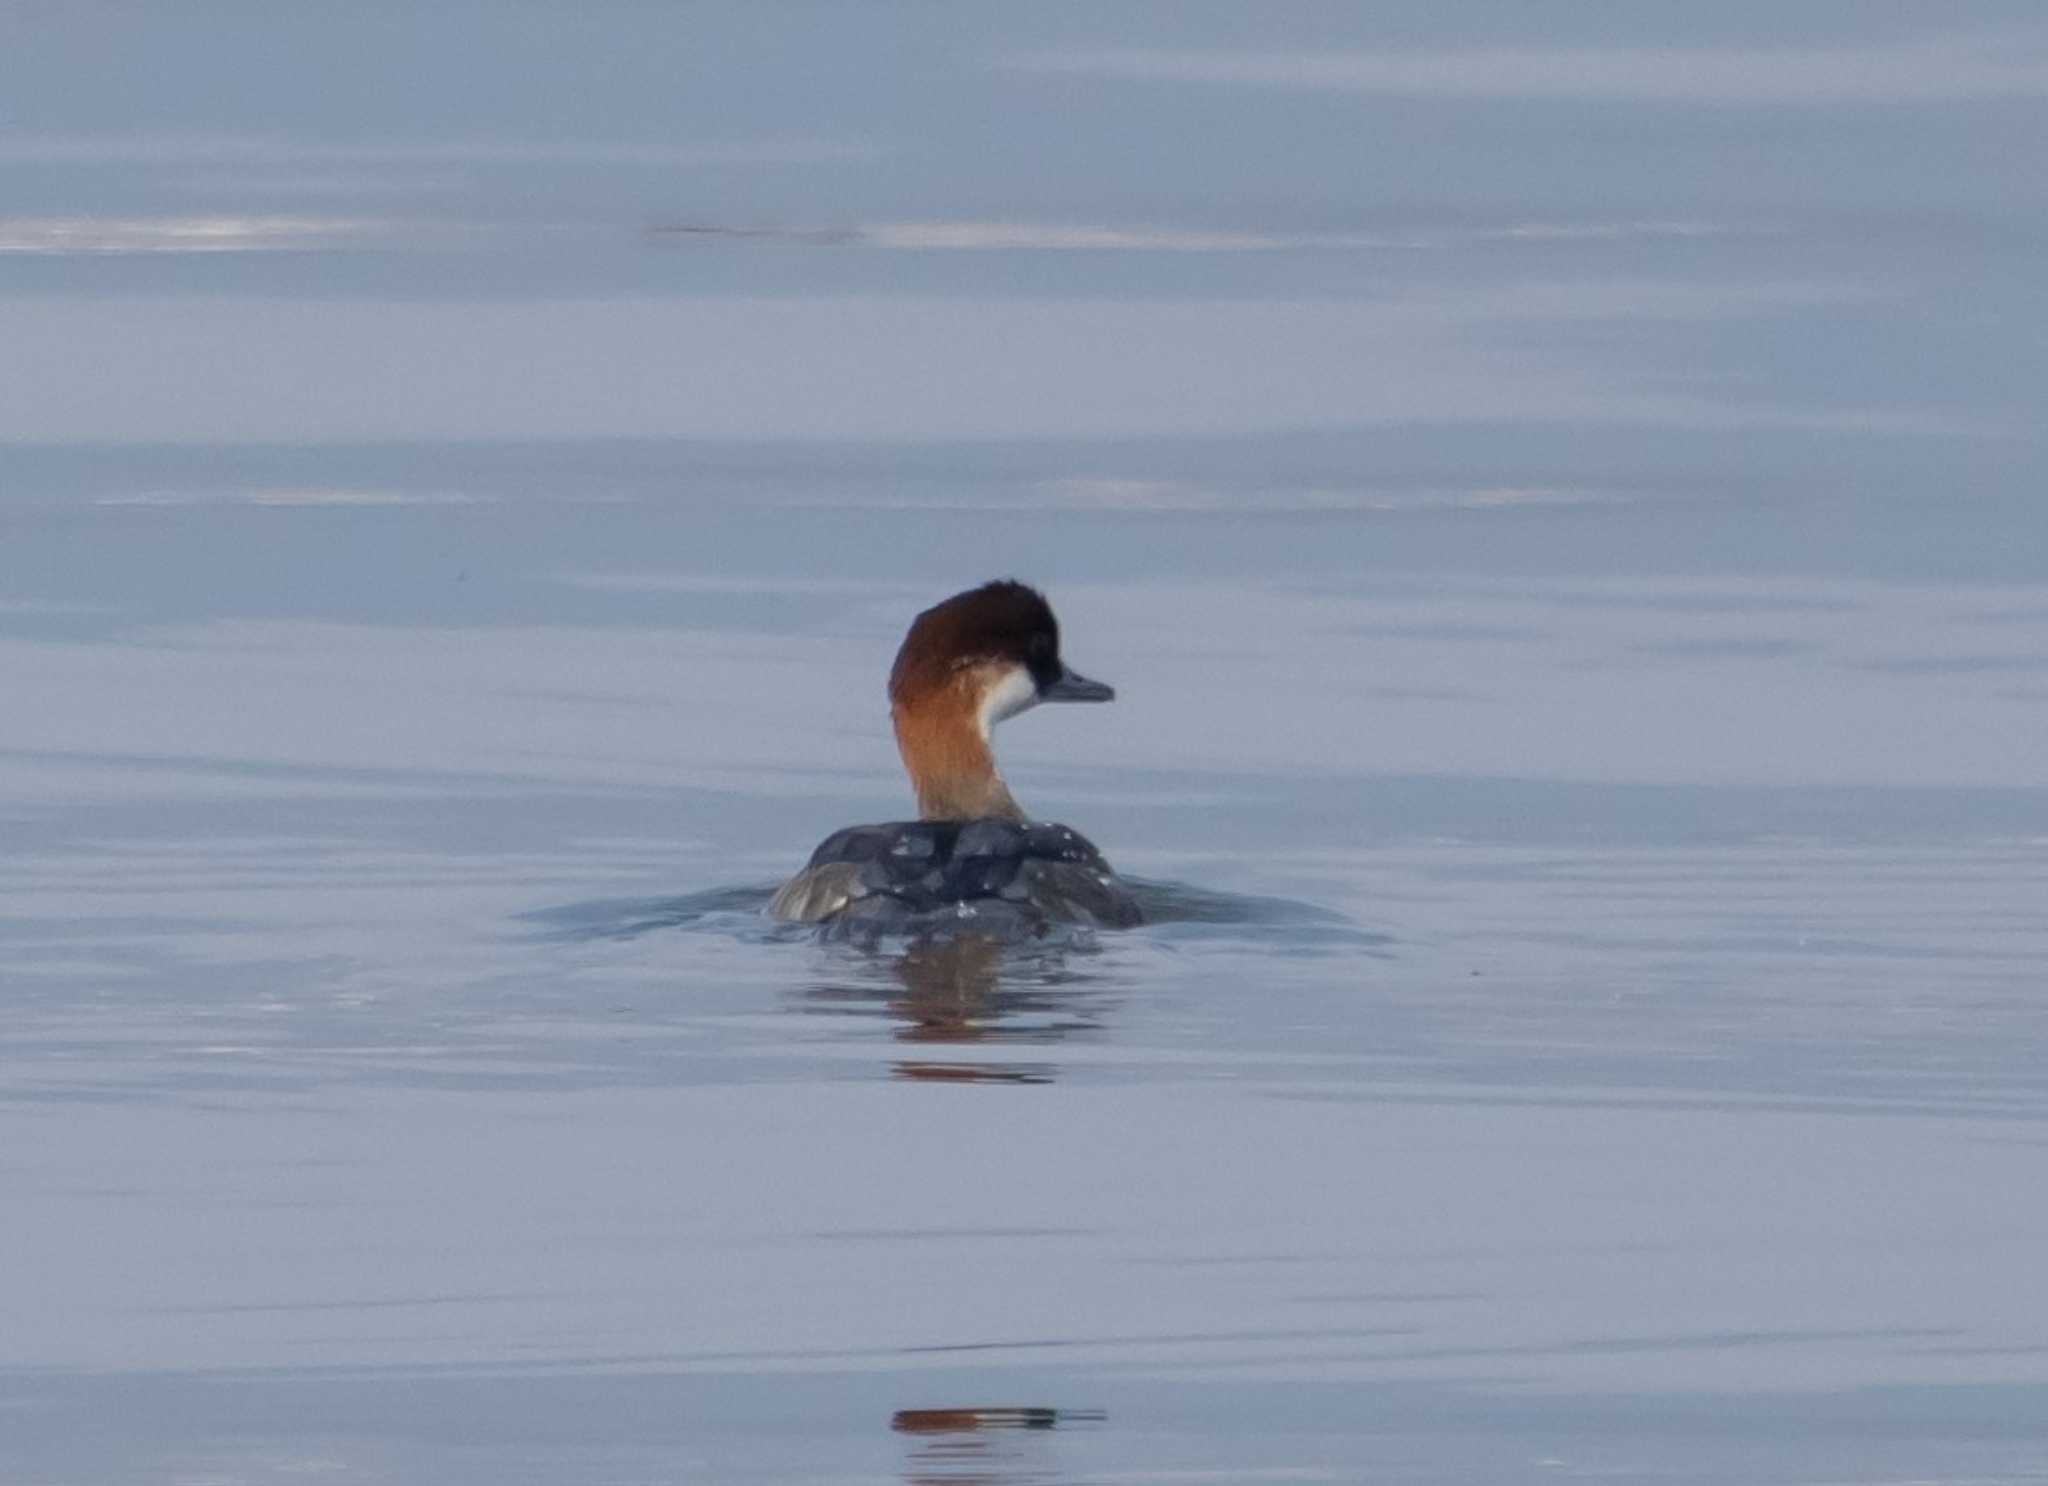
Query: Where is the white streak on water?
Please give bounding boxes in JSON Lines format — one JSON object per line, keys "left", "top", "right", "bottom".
{"left": 0, "top": 214, "right": 389, "bottom": 254}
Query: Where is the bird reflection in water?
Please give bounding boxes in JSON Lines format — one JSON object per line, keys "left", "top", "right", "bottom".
{"left": 891, "top": 1406, "right": 1105, "bottom": 1485}
{"left": 799, "top": 932, "right": 1110, "bottom": 1084}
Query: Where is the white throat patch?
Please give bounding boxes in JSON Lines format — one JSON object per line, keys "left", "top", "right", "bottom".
{"left": 976, "top": 664, "right": 1039, "bottom": 738}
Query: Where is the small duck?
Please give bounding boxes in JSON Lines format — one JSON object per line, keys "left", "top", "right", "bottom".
{"left": 769, "top": 580, "right": 1142, "bottom": 935}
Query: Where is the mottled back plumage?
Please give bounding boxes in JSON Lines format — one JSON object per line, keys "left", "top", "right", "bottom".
{"left": 767, "top": 819, "right": 1141, "bottom": 935}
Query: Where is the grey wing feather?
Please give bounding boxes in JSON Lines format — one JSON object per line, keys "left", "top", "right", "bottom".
{"left": 767, "top": 862, "right": 872, "bottom": 922}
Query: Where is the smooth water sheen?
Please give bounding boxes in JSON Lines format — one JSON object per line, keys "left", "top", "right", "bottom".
{"left": 6, "top": 5, "right": 2048, "bottom": 1482}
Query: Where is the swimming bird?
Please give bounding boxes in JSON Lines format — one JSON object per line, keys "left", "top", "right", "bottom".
{"left": 769, "top": 581, "right": 1142, "bottom": 935}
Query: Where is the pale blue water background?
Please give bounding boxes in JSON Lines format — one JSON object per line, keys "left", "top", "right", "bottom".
{"left": 6, "top": 5, "right": 2048, "bottom": 1482}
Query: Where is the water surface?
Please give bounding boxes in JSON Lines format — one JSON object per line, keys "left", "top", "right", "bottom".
{"left": 6, "top": 5, "right": 2048, "bottom": 1482}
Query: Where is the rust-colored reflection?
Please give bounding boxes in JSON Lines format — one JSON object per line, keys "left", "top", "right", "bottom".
{"left": 888, "top": 937, "right": 1083, "bottom": 1083}
{"left": 892, "top": 936, "right": 1008, "bottom": 1043}
{"left": 891, "top": 1406, "right": 1104, "bottom": 1485}
{"left": 891, "top": 1061, "right": 1055, "bottom": 1085}
{"left": 800, "top": 932, "right": 1107, "bottom": 1082}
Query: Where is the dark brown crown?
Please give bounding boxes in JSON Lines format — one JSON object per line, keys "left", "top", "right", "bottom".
{"left": 889, "top": 580, "right": 1062, "bottom": 706}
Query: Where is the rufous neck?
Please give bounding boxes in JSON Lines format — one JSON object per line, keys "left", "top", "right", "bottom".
{"left": 892, "top": 697, "right": 1024, "bottom": 822}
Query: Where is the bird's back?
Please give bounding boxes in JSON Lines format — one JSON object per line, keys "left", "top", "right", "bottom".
{"left": 768, "top": 818, "right": 1143, "bottom": 935}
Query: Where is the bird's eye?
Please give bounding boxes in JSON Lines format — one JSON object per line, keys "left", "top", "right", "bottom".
{"left": 1028, "top": 632, "right": 1052, "bottom": 660}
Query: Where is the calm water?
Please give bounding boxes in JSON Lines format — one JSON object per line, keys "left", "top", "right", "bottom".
{"left": 7, "top": 6, "right": 2048, "bottom": 1482}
